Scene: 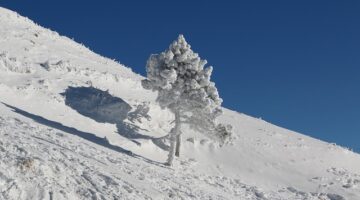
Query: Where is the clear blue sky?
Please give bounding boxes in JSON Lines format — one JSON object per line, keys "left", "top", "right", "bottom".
{"left": 1, "top": 1, "right": 359, "bottom": 152}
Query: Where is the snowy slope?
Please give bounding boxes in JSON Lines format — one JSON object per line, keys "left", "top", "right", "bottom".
{"left": 1, "top": 7, "right": 360, "bottom": 200}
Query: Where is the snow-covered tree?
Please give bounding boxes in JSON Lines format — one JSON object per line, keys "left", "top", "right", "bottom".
{"left": 142, "top": 35, "right": 232, "bottom": 166}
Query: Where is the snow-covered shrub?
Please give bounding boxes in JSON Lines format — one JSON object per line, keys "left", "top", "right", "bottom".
{"left": 142, "top": 35, "right": 232, "bottom": 165}
{"left": 0, "top": 52, "right": 33, "bottom": 73}
{"left": 18, "top": 157, "right": 35, "bottom": 172}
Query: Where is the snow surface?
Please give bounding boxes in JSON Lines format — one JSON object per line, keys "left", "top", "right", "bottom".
{"left": 0, "top": 7, "right": 360, "bottom": 200}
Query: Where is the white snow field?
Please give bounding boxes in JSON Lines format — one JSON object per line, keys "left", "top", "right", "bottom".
{"left": 0, "top": 7, "right": 360, "bottom": 200}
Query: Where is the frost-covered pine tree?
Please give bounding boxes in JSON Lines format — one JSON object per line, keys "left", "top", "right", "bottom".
{"left": 142, "top": 35, "right": 232, "bottom": 166}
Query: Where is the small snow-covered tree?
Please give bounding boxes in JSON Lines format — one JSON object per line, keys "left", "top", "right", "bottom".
{"left": 142, "top": 35, "right": 231, "bottom": 166}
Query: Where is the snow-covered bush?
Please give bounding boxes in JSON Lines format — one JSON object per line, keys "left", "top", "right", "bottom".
{"left": 0, "top": 52, "right": 33, "bottom": 73}
{"left": 142, "top": 35, "right": 232, "bottom": 166}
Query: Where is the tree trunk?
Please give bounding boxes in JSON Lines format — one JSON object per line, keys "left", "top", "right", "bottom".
{"left": 175, "top": 134, "right": 181, "bottom": 157}
{"left": 166, "top": 110, "right": 181, "bottom": 166}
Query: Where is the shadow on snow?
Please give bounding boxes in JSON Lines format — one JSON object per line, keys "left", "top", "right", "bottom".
{"left": 2, "top": 102, "right": 167, "bottom": 167}
{"left": 60, "top": 86, "right": 168, "bottom": 151}
{"left": 61, "top": 87, "right": 152, "bottom": 141}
